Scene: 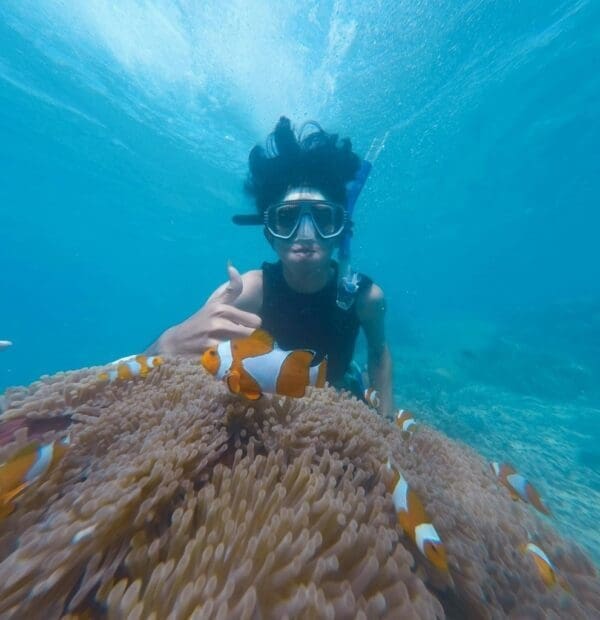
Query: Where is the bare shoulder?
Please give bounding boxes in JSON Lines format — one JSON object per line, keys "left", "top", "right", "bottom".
{"left": 356, "top": 282, "right": 386, "bottom": 323}
{"left": 242, "top": 269, "right": 262, "bottom": 297}
{"left": 240, "top": 269, "right": 263, "bottom": 289}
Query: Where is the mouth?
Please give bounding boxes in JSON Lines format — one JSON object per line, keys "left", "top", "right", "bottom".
{"left": 292, "top": 247, "right": 316, "bottom": 256}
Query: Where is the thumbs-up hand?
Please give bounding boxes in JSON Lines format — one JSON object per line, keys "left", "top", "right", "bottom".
{"left": 218, "top": 262, "right": 243, "bottom": 305}
{"left": 157, "top": 263, "right": 261, "bottom": 354}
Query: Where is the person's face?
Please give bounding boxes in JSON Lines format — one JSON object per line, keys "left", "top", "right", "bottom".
{"left": 269, "top": 187, "right": 339, "bottom": 270}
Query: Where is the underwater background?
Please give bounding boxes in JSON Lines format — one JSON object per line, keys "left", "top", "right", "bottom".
{"left": 1, "top": 0, "right": 598, "bottom": 565}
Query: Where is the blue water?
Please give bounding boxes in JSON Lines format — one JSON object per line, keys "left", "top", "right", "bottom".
{"left": 1, "top": 1, "right": 599, "bottom": 561}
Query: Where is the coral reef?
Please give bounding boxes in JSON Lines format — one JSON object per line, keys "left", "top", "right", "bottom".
{"left": 387, "top": 315, "right": 600, "bottom": 565}
{"left": 0, "top": 359, "right": 598, "bottom": 619}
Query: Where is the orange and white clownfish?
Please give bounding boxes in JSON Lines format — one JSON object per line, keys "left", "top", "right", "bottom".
{"left": 363, "top": 387, "right": 380, "bottom": 409}
{"left": 98, "top": 355, "right": 163, "bottom": 382}
{"left": 396, "top": 409, "right": 417, "bottom": 435}
{"left": 0, "top": 436, "right": 70, "bottom": 519}
{"left": 385, "top": 459, "right": 448, "bottom": 572}
{"left": 520, "top": 542, "right": 569, "bottom": 589}
{"left": 490, "top": 462, "right": 551, "bottom": 516}
{"left": 200, "top": 329, "right": 327, "bottom": 400}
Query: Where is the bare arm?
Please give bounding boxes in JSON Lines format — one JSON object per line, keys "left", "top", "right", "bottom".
{"left": 356, "top": 283, "right": 395, "bottom": 419}
{"left": 146, "top": 265, "right": 263, "bottom": 355}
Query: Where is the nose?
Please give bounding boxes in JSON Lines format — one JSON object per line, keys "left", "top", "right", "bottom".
{"left": 294, "top": 213, "right": 317, "bottom": 241}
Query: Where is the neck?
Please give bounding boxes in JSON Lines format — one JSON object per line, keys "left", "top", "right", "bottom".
{"left": 281, "top": 261, "right": 334, "bottom": 293}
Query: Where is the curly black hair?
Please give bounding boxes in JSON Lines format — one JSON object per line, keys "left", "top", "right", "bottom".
{"left": 245, "top": 117, "right": 361, "bottom": 215}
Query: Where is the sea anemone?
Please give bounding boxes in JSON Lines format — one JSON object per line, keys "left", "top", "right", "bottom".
{"left": 0, "top": 358, "right": 598, "bottom": 618}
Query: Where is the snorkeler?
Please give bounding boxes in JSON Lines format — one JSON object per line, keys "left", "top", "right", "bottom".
{"left": 148, "top": 117, "right": 395, "bottom": 417}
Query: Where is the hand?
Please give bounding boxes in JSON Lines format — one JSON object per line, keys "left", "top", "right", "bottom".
{"left": 159, "top": 264, "right": 261, "bottom": 354}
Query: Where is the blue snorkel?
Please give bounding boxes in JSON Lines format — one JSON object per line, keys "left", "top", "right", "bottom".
{"left": 336, "top": 159, "right": 372, "bottom": 310}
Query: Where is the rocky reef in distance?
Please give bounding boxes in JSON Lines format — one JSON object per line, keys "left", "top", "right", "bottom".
{"left": 389, "top": 301, "right": 600, "bottom": 568}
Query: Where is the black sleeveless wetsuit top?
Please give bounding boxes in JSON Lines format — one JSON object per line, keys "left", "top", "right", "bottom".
{"left": 260, "top": 261, "right": 372, "bottom": 385}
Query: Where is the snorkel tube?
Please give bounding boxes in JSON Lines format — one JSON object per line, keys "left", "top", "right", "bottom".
{"left": 336, "top": 159, "right": 372, "bottom": 309}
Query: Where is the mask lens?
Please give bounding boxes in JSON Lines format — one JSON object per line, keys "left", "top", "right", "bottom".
{"left": 311, "top": 202, "right": 344, "bottom": 237}
{"left": 267, "top": 203, "right": 301, "bottom": 238}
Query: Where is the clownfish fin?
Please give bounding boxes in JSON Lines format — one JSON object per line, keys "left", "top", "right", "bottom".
{"left": 226, "top": 370, "right": 242, "bottom": 394}
{"left": 249, "top": 329, "right": 274, "bottom": 348}
{"left": 558, "top": 575, "right": 572, "bottom": 592}
{"left": 527, "top": 486, "right": 552, "bottom": 516}
{"left": 423, "top": 538, "right": 449, "bottom": 572}
{"left": 1, "top": 481, "right": 28, "bottom": 506}
{"left": 315, "top": 357, "right": 327, "bottom": 388}
{"left": 226, "top": 367, "right": 262, "bottom": 400}
{"left": 241, "top": 387, "right": 262, "bottom": 400}
{"left": 231, "top": 329, "right": 274, "bottom": 360}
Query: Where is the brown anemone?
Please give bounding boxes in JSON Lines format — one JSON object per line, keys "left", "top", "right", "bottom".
{"left": 0, "top": 358, "right": 598, "bottom": 618}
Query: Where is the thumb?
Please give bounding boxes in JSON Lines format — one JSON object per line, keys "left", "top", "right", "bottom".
{"left": 218, "top": 261, "right": 243, "bottom": 304}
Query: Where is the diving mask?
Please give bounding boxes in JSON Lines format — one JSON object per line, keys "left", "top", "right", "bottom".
{"left": 264, "top": 199, "right": 346, "bottom": 240}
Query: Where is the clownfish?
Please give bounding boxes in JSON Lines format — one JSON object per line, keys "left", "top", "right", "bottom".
{"left": 396, "top": 409, "right": 417, "bottom": 436}
{"left": 200, "top": 329, "right": 327, "bottom": 400}
{"left": 521, "top": 542, "right": 569, "bottom": 589}
{"left": 385, "top": 459, "right": 448, "bottom": 572}
{"left": 363, "top": 388, "right": 380, "bottom": 409}
{"left": 490, "top": 462, "right": 551, "bottom": 516}
{"left": 0, "top": 437, "right": 70, "bottom": 518}
{"left": 98, "top": 355, "right": 163, "bottom": 382}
